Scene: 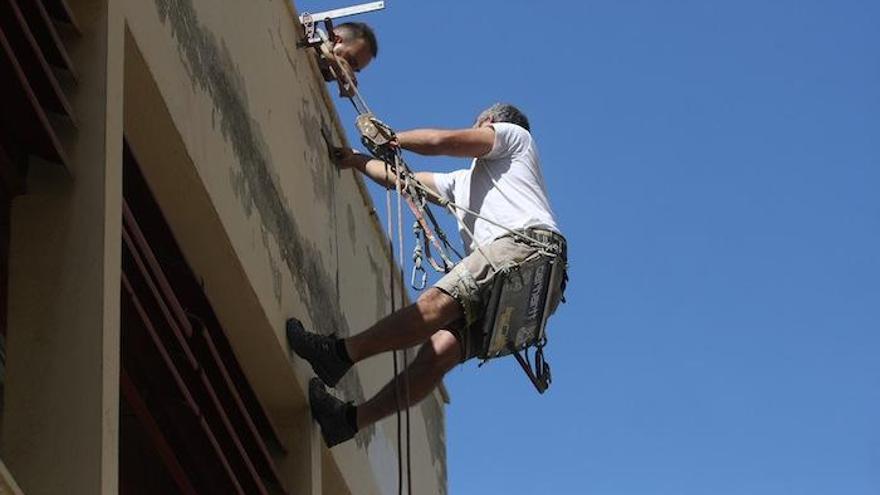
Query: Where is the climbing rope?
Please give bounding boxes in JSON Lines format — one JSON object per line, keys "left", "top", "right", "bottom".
{"left": 392, "top": 157, "right": 414, "bottom": 495}
{"left": 383, "top": 162, "right": 404, "bottom": 495}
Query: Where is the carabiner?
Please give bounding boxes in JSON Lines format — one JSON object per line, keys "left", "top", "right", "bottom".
{"left": 411, "top": 263, "right": 428, "bottom": 291}
{"left": 411, "top": 223, "right": 427, "bottom": 290}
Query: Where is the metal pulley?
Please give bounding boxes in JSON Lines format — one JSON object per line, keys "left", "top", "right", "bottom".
{"left": 356, "top": 113, "right": 396, "bottom": 149}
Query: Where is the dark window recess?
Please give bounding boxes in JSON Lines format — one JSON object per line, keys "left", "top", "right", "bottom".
{"left": 121, "top": 143, "right": 288, "bottom": 495}
{"left": 0, "top": 0, "right": 75, "bottom": 121}
{"left": 0, "top": 0, "right": 78, "bottom": 171}
{"left": 0, "top": 0, "right": 78, "bottom": 427}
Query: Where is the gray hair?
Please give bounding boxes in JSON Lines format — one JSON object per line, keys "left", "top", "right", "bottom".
{"left": 477, "top": 103, "right": 531, "bottom": 131}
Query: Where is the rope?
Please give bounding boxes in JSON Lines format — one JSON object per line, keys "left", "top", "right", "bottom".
{"left": 392, "top": 157, "right": 410, "bottom": 493}
{"left": 384, "top": 161, "right": 404, "bottom": 495}
{"left": 411, "top": 181, "right": 557, "bottom": 254}
{"left": 392, "top": 158, "right": 414, "bottom": 495}
{"left": 320, "top": 42, "right": 459, "bottom": 269}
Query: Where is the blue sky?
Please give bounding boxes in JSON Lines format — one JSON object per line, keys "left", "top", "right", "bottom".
{"left": 302, "top": 1, "right": 880, "bottom": 493}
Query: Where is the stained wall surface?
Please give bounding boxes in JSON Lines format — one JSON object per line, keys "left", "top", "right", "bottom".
{"left": 121, "top": 0, "right": 447, "bottom": 493}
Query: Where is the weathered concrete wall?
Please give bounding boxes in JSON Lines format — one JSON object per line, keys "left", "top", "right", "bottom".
{"left": 1, "top": 0, "right": 125, "bottom": 493}
{"left": 121, "top": 0, "right": 447, "bottom": 493}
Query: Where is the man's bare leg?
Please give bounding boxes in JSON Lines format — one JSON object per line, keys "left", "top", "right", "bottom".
{"left": 286, "top": 288, "right": 462, "bottom": 389}
{"left": 345, "top": 288, "right": 461, "bottom": 363}
{"left": 356, "top": 329, "right": 461, "bottom": 429}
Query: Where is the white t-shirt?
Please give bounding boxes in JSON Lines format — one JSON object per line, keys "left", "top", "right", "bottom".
{"left": 432, "top": 123, "right": 560, "bottom": 253}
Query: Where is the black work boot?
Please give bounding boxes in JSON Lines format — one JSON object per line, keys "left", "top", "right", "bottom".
{"left": 309, "top": 378, "right": 357, "bottom": 447}
{"left": 286, "top": 318, "right": 352, "bottom": 387}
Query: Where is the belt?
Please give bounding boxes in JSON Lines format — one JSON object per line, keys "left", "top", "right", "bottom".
{"left": 522, "top": 227, "right": 565, "bottom": 246}
{"left": 506, "top": 227, "right": 567, "bottom": 257}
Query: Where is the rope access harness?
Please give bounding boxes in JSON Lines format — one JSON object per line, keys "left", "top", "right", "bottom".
{"left": 351, "top": 107, "right": 565, "bottom": 397}
{"left": 348, "top": 88, "right": 565, "bottom": 396}
{"left": 301, "top": 16, "right": 565, "bottom": 492}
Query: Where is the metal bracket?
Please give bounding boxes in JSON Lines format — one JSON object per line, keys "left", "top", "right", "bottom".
{"left": 301, "top": 1, "right": 385, "bottom": 23}
{"left": 297, "top": 1, "right": 385, "bottom": 47}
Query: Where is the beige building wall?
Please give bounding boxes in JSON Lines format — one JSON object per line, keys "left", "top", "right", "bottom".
{"left": 2, "top": 0, "right": 124, "bottom": 493}
{"left": 1, "top": 0, "right": 447, "bottom": 493}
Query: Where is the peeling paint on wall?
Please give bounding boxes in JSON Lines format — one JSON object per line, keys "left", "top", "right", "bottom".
{"left": 154, "top": 0, "right": 376, "bottom": 443}
{"left": 346, "top": 204, "right": 357, "bottom": 248}
{"left": 366, "top": 246, "right": 391, "bottom": 321}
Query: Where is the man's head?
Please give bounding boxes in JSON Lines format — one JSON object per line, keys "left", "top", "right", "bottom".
{"left": 332, "top": 22, "right": 378, "bottom": 73}
{"left": 475, "top": 103, "right": 531, "bottom": 132}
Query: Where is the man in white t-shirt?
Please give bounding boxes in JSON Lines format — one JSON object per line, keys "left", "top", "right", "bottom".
{"left": 287, "top": 103, "right": 567, "bottom": 446}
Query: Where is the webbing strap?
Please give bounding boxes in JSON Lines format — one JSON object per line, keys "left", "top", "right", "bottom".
{"left": 513, "top": 346, "right": 551, "bottom": 394}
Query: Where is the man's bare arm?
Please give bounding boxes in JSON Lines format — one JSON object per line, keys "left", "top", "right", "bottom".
{"left": 413, "top": 171, "right": 445, "bottom": 205}
{"left": 336, "top": 151, "right": 395, "bottom": 189}
{"left": 335, "top": 149, "right": 446, "bottom": 205}
{"left": 396, "top": 127, "right": 495, "bottom": 158}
